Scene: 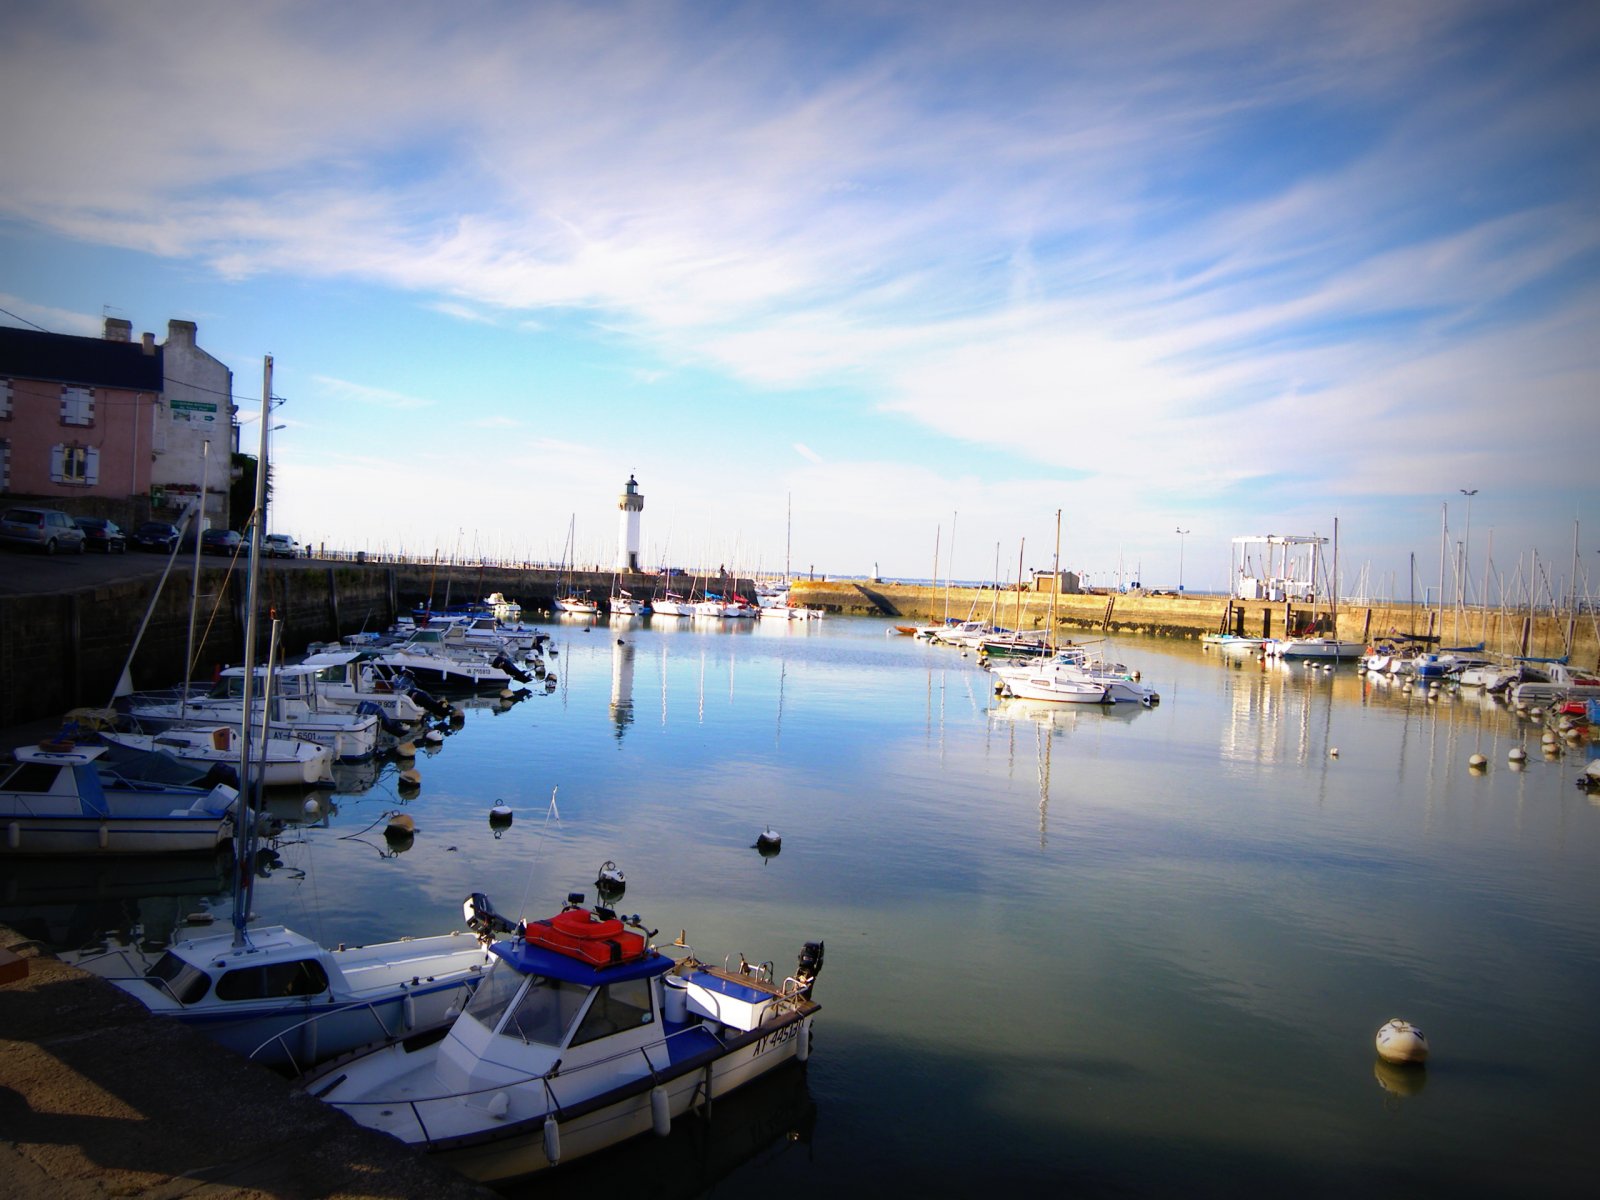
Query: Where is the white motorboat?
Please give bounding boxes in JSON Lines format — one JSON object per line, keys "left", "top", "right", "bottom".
{"left": 302, "top": 891, "right": 824, "bottom": 1184}
{"left": 373, "top": 629, "right": 531, "bottom": 690}
{"left": 1507, "top": 660, "right": 1600, "bottom": 706}
{"left": 296, "top": 650, "right": 432, "bottom": 724}
{"left": 63, "top": 916, "right": 498, "bottom": 1071}
{"left": 1214, "top": 635, "right": 1266, "bottom": 658}
{"left": 99, "top": 725, "right": 334, "bottom": 788}
{"left": 1, "top": 743, "right": 238, "bottom": 856}
{"left": 991, "top": 664, "right": 1110, "bottom": 704}
{"left": 129, "top": 667, "right": 384, "bottom": 761}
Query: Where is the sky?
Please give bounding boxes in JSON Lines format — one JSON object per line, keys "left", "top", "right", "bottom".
{"left": 2, "top": 0, "right": 1598, "bottom": 600}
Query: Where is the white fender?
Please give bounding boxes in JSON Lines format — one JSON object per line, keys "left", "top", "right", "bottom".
{"left": 542, "top": 1114, "right": 561, "bottom": 1164}
{"left": 797, "top": 1019, "right": 811, "bottom": 1062}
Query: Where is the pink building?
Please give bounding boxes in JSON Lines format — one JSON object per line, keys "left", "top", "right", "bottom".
{"left": 0, "top": 319, "right": 233, "bottom": 528}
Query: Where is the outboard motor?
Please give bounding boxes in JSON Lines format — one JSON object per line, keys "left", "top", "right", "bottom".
{"left": 358, "top": 700, "right": 411, "bottom": 738}
{"left": 463, "top": 892, "right": 521, "bottom": 944}
{"left": 408, "top": 686, "right": 452, "bottom": 719}
{"left": 795, "top": 941, "right": 825, "bottom": 999}
{"left": 492, "top": 653, "right": 532, "bottom": 684}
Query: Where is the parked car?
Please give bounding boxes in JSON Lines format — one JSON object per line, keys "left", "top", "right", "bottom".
{"left": 0, "top": 507, "right": 87, "bottom": 554}
{"left": 75, "top": 517, "right": 127, "bottom": 553}
{"left": 200, "top": 528, "right": 245, "bottom": 556}
{"left": 131, "top": 521, "right": 183, "bottom": 553}
{"left": 263, "top": 533, "right": 300, "bottom": 559}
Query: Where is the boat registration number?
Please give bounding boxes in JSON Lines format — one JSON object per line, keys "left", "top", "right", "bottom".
{"left": 754, "top": 1022, "right": 802, "bottom": 1056}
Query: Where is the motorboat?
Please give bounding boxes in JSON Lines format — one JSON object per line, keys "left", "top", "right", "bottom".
{"left": 297, "top": 649, "right": 436, "bottom": 723}
{"left": 128, "top": 667, "right": 384, "bottom": 762}
{"left": 62, "top": 913, "right": 498, "bottom": 1071}
{"left": 99, "top": 724, "right": 335, "bottom": 788}
{"left": 991, "top": 664, "right": 1110, "bottom": 704}
{"left": 1214, "top": 635, "right": 1266, "bottom": 658}
{"left": 1507, "top": 660, "right": 1600, "bottom": 706}
{"left": 301, "top": 890, "right": 823, "bottom": 1184}
{"left": 555, "top": 595, "right": 601, "bottom": 616}
{"left": 372, "top": 629, "right": 531, "bottom": 690}
{"left": 1, "top": 743, "right": 238, "bottom": 856}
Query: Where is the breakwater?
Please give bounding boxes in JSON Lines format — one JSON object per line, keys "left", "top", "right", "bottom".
{"left": 788, "top": 580, "right": 1599, "bottom": 664}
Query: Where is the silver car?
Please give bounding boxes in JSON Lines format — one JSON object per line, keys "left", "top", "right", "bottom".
{"left": 0, "top": 507, "right": 88, "bottom": 554}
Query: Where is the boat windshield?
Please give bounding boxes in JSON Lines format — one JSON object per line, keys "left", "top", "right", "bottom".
{"left": 144, "top": 952, "right": 212, "bottom": 1005}
{"left": 475, "top": 972, "right": 592, "bottom": 1046}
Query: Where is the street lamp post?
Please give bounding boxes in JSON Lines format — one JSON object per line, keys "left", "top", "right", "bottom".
{"left": 1175, "top": 527, "right": 1191, "bottom": 593}
{"left": 1459, "top": 489, "right": 1477, "bottom": 607}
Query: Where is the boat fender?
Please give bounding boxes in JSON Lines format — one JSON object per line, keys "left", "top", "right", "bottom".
{"left": 7, "top": 821, "right": 19, "bottom": 850}
{"left": 797, "top": 1020, "right": 811, "bottom": 1062}
{"left": 542, "top": 1114, "right": 561, "bottom": 1163}
{"left": 403, "top": 992, "right": 416, "bottom": 1030}
{"left": 487, "top": 1091, "right": 510, "bottom": 1120}
{"left": 99, "top": 822, "right": 109, "bottom": 849}
{"left": 650, "top": 1085, "right": 671, "bottom": 1137}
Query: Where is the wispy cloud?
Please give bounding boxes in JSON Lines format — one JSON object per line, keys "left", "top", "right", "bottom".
{"left": 310, "top": 375, "right": 434, "bottom": 412}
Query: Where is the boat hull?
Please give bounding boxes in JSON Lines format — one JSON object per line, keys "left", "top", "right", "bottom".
{"left": 1, "top": 811, "right": 232, "bottom": 856}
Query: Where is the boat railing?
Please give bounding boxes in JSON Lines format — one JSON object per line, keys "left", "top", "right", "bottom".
{"left": 315, "top": 1017, "right": 755, "bottom": 1145}
{"left": 251, "top": 987, "right": 474, "bottom": 1075}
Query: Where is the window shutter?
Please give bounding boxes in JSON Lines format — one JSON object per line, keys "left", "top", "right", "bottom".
{"left": 0, "top": 378, "right": 12, "bottom": 419}
{"left": 85, "top": 446, "right": 101, "bottom": 485}
{"left": 50, "top": 443, "right": 66, "bottom": 483}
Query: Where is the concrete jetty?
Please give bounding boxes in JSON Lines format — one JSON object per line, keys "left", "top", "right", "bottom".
{"left": 0, "top": 924, "right": 495, "bottom": 1199}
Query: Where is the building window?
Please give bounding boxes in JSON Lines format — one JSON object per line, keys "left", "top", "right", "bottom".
{"left": 0, "top": 439, "right": 10, "bottom": 491}
{"left": 60, "top": 385, "right": 95, "bottom": 426}
{"left": 0, "top": 378, "right": 12, "bottom": 419}
{"left": 50, "top": 443, "right": 99, "bottom": 486}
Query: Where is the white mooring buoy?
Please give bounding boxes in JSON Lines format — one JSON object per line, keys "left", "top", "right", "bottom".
{"left": 1469, "top": 753, "right": 1487, "bottom": 771}
{"left": 303, "top": 797, "right": 321, "bottom": 818}
{"left": 1329, "top": 747, "right": 1339, "bottom": 758}
{"left": 1375, "top": 1018, "right": 1429, "bottom": 1065}
{"left": 1509, "top": 746, "right": 1527, "bottom": 763}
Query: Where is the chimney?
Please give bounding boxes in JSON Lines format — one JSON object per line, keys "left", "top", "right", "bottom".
{"left": 166, "top": 319, "right": 197, "bottom": 347}
{"left": 104, "top": 317, "right": 132, "bottom": 342}
{"left": 142, "top": 331, "right": 156, "bottom": 355}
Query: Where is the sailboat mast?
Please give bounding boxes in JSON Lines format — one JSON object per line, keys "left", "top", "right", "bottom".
{"left": 785, "top": 492, "right": 792, "bottom": 584}
{"left": 181, "top": 441, "right": 209, "bottom": 708}
{"left": 1048, "top": 510, "right": 1061, "bottom": 652}
{"left": 233, "top": 355, "right": 273, "bottom": 946}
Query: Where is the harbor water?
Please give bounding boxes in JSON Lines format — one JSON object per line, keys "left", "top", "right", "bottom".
{"left": 7, "top": 616, "right": 1599, "bottom": 1197}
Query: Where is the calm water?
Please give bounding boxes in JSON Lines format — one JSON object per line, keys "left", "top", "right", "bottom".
{"left": 8, "top": 617, "right": 1599, "bottom": 1197}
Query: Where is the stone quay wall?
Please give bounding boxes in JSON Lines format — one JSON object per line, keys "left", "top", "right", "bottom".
{"left": 787, "top": 580, "right": 1598, "bottom": 665}
{"left": 0, "top": 562, "right": 747, "bottom": 729}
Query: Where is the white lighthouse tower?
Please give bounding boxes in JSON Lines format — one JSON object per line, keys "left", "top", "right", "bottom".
{"left": 616, "top": 474, "right": 643, "bottom": 571}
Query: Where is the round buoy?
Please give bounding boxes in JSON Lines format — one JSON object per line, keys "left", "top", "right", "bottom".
{"left": 1469, "top": 753, "right": 1487, "bottom": 770}
{"left": 1375, "top": 1018, "right": 1429, "bottom": 1064}
{"left": 303, "top": 797, "right": 321, "bottom": 818}
{"left": 595, "top": 860, "right": 626, "bottom": 899}
{"left": 425, "top": 729, "right": 445, "bottom": 745}
{"left": 449, "top": 708, "right": 465, "bottom": 725}
{"left": 500, "top": 688, "right": 515, "bottom": 700}
{"left": 489, "top": 803, "right": 513, "bottom": 827}
{"left": 1329, "top": 747, "right": 1339, "bottom": 758}
{"left": 1541, "top": 731, "right": 1558, "bottom": 746}
{"left": 395, "top": 740, "right": 417, "bottom": 759}
{"left": 386, "top": 813, "right": 416, "bottom": 836}
{"left": 399, "top": 768, "right": 422, "bottom": 788}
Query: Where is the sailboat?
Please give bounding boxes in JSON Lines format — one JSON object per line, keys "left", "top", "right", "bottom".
{"left": 1277, "top": 519, "right": 1364, "bottom": 661}
{"left": 60, "top": 358, "right": 497, "bottom": 1069}
{"left": 554, "top": 516, "right": 599, "bottom": 615}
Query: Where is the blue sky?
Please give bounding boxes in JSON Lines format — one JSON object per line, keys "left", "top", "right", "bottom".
{"left": 3, "top": 0, "right": 1597, "bottom": 599}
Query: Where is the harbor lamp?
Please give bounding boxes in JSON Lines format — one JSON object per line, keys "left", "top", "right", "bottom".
{"left": 1176, "top": 527, "right": 1191, "bottom": 592}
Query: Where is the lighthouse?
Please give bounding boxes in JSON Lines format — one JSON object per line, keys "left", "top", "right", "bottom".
{"left": 617, "top": 474, "right": 643, "bottom": 571}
